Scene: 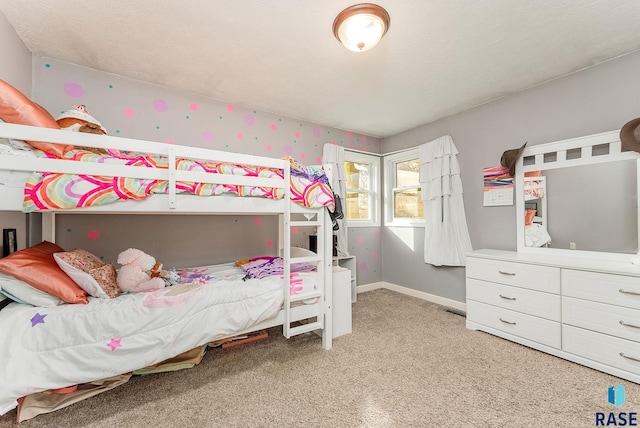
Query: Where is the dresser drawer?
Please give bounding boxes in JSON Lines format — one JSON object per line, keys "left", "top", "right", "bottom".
{"left": 467, "top": 300, "right": 561, "bottom": 348}
{"left": 466, "top": 257, "right": 560, "bottom": 293}
{"left": 563, "top": 297, "right": 640, "bottom": 343}
{"left": 467, "top": 278, "right": 561, "bottom": 321}
{"left": 563, "top": 325, "right": 640, "bottom": 376}
{"left": 562, "top": 269, "right": 640, "bottom": 310}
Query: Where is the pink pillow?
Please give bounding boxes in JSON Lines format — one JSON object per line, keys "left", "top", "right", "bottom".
{"left": 525, "top": 209, "right": 537, "bottom": 226}
{"left": 0, "top": 241, "right": 88, "bottom": 304}
{"left": 0, "top": 79, "right": 73, "bottom": 157}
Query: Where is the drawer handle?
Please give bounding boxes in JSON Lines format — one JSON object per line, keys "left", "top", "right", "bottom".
{"left": 499, "top": 294, "right": 516, "bottom": 301}
{"left": 499, "top": 318, "right": 516, "bottom": 325}
{"left": 620, "top": 352, "right": 640, "bottom": 363}
{"left": 619, "top": 289, "right": 640, "bottom": 296}
{"left": 619, "top": 320, "right": 640, "bottom": 329}
{"left": 498, "top": 270, "right": 516, "bottom": 276}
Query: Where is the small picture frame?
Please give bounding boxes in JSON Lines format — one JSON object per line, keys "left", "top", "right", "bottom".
{"left": 2, "top": 229, "right": 17, "bottom": 257}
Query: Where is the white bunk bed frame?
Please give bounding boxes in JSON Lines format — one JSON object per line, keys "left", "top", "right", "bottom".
{"left": 0, "top": 122, "right": 334, "bottom": 349}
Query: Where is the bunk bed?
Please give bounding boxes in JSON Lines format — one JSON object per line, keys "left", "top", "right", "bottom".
{"left": 0, "top": 121, "right": 336, "bottom": 416}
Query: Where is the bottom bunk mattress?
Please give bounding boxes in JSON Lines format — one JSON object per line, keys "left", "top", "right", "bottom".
{"left": 0, "top": 263, "right": 319, "bottom": 414}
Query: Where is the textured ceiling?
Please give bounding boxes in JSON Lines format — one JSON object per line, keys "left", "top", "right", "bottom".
{"left": 2, "top": 0, "right": 640, "bottom": 138}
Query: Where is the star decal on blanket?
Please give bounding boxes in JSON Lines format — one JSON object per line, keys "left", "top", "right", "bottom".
{"left": 30, "top": 313, "right": 47, "bottom": 327}
{"left": 107, "top": 338, "right": 123, "bottom": 351}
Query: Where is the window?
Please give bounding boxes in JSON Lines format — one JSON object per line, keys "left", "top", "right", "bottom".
{"left": 344, "top": 151, "right": 380, "bottom": 227}
{"left": 384, "top": 149, "right": 424, "bottom": 226}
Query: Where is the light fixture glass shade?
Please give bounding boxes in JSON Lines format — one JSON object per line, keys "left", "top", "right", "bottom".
{"left": 333, "top": 4, "right": 390, "bottom": 52}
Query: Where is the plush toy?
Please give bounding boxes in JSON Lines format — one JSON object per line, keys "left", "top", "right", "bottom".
{"left": 150, "top": 263, "right": 181, "bottom": 287}
{"left": 56, "top": 105, "right": 108, "bottom": 154}
{"left": 116, "top": 248, "right": 166, "bottom": 293}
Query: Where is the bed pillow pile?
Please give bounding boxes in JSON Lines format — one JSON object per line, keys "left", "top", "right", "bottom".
{"left": 54, "top": 249, "right": 121, "bottom": 299}
{"left": 0, "top": 79, "right": 74, "bottom": 157}
{"left": 0, "top": 241, "right": 88, "bottom": 304}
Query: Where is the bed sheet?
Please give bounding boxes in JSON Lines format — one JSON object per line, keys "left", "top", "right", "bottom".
{"left": 0, "top": 262, "right": 320, "bottom": 414}
{"left": 12, "top": 145, "right": 334, "bottom": 212}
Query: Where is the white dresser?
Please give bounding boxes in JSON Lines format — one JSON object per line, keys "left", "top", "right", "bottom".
{"left": 466, "top": 249, "right": 640, "bottom": 383}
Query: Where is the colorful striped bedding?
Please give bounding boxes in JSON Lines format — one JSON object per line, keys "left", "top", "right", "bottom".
{"left": 22, "top": 149, "right": 335, "bottom": 212}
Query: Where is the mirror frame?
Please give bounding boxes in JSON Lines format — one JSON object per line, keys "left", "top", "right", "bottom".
{"left": 515, "top": 130, "right": 640, "bottom": 262}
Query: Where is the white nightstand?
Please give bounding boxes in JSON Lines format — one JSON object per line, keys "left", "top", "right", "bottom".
{"left": 332, "top": 266, "right": 352, "bottom": 338}
{"left": 333, "top": 256, "right": 357, "bottom": 302}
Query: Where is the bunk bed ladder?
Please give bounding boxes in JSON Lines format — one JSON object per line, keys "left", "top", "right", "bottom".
{"left": 282, "top": 210, "right": 325, "bottom": 339}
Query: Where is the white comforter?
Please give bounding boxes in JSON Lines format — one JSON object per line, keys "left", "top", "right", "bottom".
{"left": 0, "top": 263, "right": 312, "bottom": 414}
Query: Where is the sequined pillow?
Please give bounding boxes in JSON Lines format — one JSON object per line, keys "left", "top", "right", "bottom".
{"left": 54, "top": 249, "right": 121, "bottom": 299}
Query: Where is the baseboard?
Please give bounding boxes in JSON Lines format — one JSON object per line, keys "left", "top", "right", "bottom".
{"left": 357, "top": 281, "right": 466, "bottom": 312}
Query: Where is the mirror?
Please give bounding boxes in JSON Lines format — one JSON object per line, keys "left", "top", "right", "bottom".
{"left": 516, "top": 130, "right": 640, "bottom": 258}
{"left": 530, "top": 161, "right": 637, "bottom": 253}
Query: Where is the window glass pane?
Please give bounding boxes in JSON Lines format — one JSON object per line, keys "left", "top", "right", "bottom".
{"left": 346, "top": 192, "right": 370, "bottom": 220}
{"left": 345, "top": 161, "right": 370, "bottom": 191}
{"left": 393, "top": 189, "right": 424, "bottom": 218}
{"left": 396, "top": 159, "right": 420, "bottom": 187}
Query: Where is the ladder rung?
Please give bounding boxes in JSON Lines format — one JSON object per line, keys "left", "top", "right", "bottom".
{"left": 288, "top": 290, "right": 321, "bottom": 303}
{"left": 289, "top": 255, "right": 320, "bottom": 264}
{"left": 290, "top": 220, "right": 321, "bottom": 227}
{"left": 289, "top": 322, "right": 323, "bottom": 336}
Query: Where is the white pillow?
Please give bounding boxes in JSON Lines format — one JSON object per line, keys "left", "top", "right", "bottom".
{"left": 0, "top": 272, "right": 64, "bottom": 307}
{"left": 0, "top": 138, "right": 37, "bottom": 156}
{"left": 54, "top": 251, "right": 120, "bottom": 299}
{"left": 290, "top": 246, "right": 316, "bottom": 257}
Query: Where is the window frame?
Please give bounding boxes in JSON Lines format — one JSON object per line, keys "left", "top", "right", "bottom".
{"left": 343, "top": 151, "right": 380, "bottom": 228}
{"left": 384, "top": 148, "right": 425, "bottom": 227}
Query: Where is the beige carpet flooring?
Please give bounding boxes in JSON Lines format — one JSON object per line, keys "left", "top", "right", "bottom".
{"left": 1, "top": 288, "right": 639, "bottom": 427}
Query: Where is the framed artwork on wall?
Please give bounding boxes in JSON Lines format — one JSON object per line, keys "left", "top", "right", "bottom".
{"left": 3, "top": 228, "right": 17, "bottom": 257}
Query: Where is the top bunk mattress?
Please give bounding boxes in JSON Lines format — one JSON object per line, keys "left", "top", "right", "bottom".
{"left": 0, "top": 131, "right": 335, "bottom": 214}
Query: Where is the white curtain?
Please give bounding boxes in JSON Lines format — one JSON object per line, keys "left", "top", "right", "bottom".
{"left": 322, "top": 144, "right": 349, "bottom": 256}
{"left": 420, "top": 135, "right": 473, "bottom": 266}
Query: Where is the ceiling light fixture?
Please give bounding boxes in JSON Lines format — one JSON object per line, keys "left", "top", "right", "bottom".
{"left": 333, "top": 3, "right": 390, "bottom": 52}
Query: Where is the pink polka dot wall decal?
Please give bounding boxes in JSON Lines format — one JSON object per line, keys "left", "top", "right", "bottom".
{"left": 373, "top": 250, "right": 378, "bottom": 257}
{"left": 266, "top": 144, "right": 273, "bottom": 151}
{"left": 63, "top": 82, "right": 84, "bottom": 98}
{"left": 189, "top": 103, "right": 198, "bottom": 111}
{"left": 313, "top": 127, "right": 321, "bottom": 138}
{"left": 166, "top": 139, "right": 175, "bottom": 145}
{"left": 300, "top": 153, "right": 306, "bottom": 160}
{"left": 244, "top": 114, "right": 255, "bottom": 125}
{"left": 362, "top": 135, "right": 367, "bottom": 141}
{"left": 294, "top": 131, "right": 300, "bottom": 139}
{"left": 316, "top": 156, "right": 322, "bottom": 163}
{"left": 284, "top": 144, "right": 294, "bottom": 155}
{"left": 266, "top": 239, "right": 273, "bottom": 247}
{"left": 271, "top": 124, "right": 277, "bottom": 131}
{"left": 124, "top": 108, "right": 135, "bottom": 117}
{"left": 292, "top": 226, "right": 299, "bottom": 234}
{"left": 153, "top": 99, "right": 168, "bottom": 112}
{"left": 254, "top": 217, "right": 262, "bottom": 225}
{"left": 237, "top": 132, "right": 244, "bottom": 140}
{"left": 226, "top": 104, "right": 234, "bottom": 112}
{"left": 346, "top": 131, "right": 352, "bottom": 138}
{"left": 203, "top": 131, "right": 214, "bottom": 143}
{"left": 331, "top": 140, "right": 336, "bottom": 145}
{"left": 358, "top": 236, "right": 363, "bottom": 243}
{"left": 87, "top": 230, "right": 100, "bottom": 240}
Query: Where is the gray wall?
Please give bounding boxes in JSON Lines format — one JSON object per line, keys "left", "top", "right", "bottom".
{"left": 381, "top": 50, "right": 640, "bottom": 303}
{"left": 0, "top": 12, "right": 31, "bottom": 252}
{"left": 26, "top": 57, "right": 383, "bottom": 282}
